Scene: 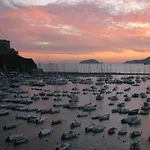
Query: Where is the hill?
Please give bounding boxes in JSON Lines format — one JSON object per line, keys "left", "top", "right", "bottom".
{"left": 80, "top": 59, "right": 101, "bottom": 64}
{"left": 125, "top": 56, "right": 150, "bottom": 64}
{"left": 0, "top": 39, "right": 37, "bottom": 72}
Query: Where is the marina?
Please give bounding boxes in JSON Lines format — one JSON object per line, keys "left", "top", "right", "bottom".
{"left": 0, "top": 64, "right": 150, "bottom": 150}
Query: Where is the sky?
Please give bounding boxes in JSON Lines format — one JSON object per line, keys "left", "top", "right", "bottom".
{"left": 0, "top": 0, "right": 150, "bottom": 63}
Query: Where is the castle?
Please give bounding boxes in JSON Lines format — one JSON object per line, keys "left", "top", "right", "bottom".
{"left": 0, "top": 39, "right": 18, "bottom": 55}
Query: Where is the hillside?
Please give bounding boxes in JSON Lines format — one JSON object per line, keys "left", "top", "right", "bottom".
{"left": 0, "top": 39, "right": 37, "bottom": 72}
{"left": 80, "top": 59, "right": 101, "bottom": 64}
{"left": 125, "top": 57, "right": 150, "bottom": 64}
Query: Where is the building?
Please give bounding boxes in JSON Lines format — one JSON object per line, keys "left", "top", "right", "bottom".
{"left": 0, "top": 39, "right": 18, "bottom": 55}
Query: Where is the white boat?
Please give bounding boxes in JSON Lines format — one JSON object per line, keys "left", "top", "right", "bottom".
{"left": 92, "top": 125, "right": 105, "bottom": 133}
{"left": 99, "top": 114, "right": 110, "bottom": 121}
{"left": 130, "top": 130, "right": 142, "bottom": 138}
{"left": 85, "top": 123, "right": 96, "bottom": 132}
{"left": 130, "top": 141, "right": 140, "bottom": 150}
{"left": 61, "top": 131, "right": 78, "bottom": 140}
{"left": 128, "top": 117, "right": 141, "bottom": 125}
{"left": 0, "top": 110, "right": 10, "bottom": 116}
{"left": 36, "top": 117, "right": 45, "bottom": 124}
{"left": 13, "top": 136, "right": 28, "bottom": 145}
{"left": 3, "top": 122, "right": 17, "bottom": 130}
{"left": 118, "top": 127, "right": 127, "bottom": 135}
{"left": 6, "top": 134, "right": 23, "bottom": 142}
{"left": 77, "top": 113, "right": 88, "bottom": 117}
{"left": 39, "top": 128, "right": 53, "bottom": 137}
{"left": 70, "top": 122, "right": 81, "bottom": 129}
{"left": 55, "top": 143, "right": 71, "bottom": 150}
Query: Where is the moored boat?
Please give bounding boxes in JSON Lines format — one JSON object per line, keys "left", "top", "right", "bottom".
{"left": 70, "top": 122, "right": 81, "bottom": 129}
{"left": 6, "top": 134, "right": 23, "bottom": 142}
{"left": 52, "top": 119, "right": 62, "bottom": 125}
{"left": 54, "top": 142, "right": 71, "bottom": 150}
{"left": 13, "top": 136, "right": 28, "bottom": 145}
{"left": 85, "top": 123, "right": 96, "bottom": 132}
{"left": 130, "top": 131, "right": 142, "bottom": 138}
{"left": 61, "top": 131, "right": 78, "bottom": 140}
{"left": 108, "top": 127, "right": 116, "bottom": 134}
{"left": 130, "top": 141, "right": 140, "bottom": 150}
{"left": 39, "top": 128, "right": 53, "bottom": 137}
{"left": 99, "top": 114, "right": 110, "bottom": 121}
{"left": 118, "top": 127, "right": 127, "bottom": 135}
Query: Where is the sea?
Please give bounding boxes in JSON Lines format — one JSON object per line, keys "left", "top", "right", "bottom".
{"left": 0, "top": 63, "right": 150, "bottom": 150}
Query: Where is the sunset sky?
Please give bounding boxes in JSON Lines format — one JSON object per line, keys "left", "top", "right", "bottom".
{"left": 0, "top": 0, "right": 150, "bottom": 63}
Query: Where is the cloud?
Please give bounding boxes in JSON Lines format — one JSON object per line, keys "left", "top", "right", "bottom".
{"left": 0, "top": 0, "right": 150, "bottom": 62}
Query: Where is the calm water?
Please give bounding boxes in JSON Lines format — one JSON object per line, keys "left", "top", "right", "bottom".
{"left": 0, "top": 75, "right": 150, "bottom": 150}
{"left": 39, "top": 63, "right": 150, "bottom": 73}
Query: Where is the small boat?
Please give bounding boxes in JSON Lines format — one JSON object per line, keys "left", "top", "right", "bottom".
{"left": 118, "top": 127, "right": 127, "bottom": 135}
{"left": 108, "top": 127, "right": 116, "bottom": 134}
{"left": 54, "top": 142, "right": 71, "bottom": 150}
{"left": 61, "top": 131, "right": 78, "bottom": 140}
{"left": 6, "top": 134, "right": 23, "bottom": 142}
{"left": 39, "top": 128, "right": 53, "bottom": 137}
{"left": 50, "top": 109, "right": 60, "bottom": 114}
{"left": 128, "top": 109, "right": 139, "bottom": 115}
{"left": 36, "top": 117, "right": 45, "bottom": 124}
{"left": 119, "top": 108, "right": 129, "bottom": 114}
{"left": 85, "top": 123, "right": 96, "bottom": 132}
{"left": 13, "top": 136, "right": 28, "bottom": 145}
{"left": 92, "top": 125, "right": 105, "bottom": 133}
{"left": 70, "top": 122, "right": 81, "bottom": 129}
{"left": 128, "top": 117, "right": 141, "bottom": 125}
{"left": 139, "top": 110, "right": 149, "bottom": 115}
{"left": 111, "top": 108, "right": 121, "bottom": 113}
{"left": 99, "top": 114, "right": 110, "bottom": 121}
{"left": 117, "top": 102, "right": 125, "bottom": 107}
{"left": 130, "top": 141, "right": 140, "bottom": 150}
{"left": 92, "top": 115, "right": 100, "bottom": 120}
{"left": 3, "top": 122, "right": 17, "bottom": 130}
{"left": 132, "top": 93, "right": 139, "bottom": 98}
{"left": 108, "top": 102, "right": 115, "bottom": 106}
{"left": 130, "top": 131, "right": 142, "bottom": 138}
{"left": 77, "top": 113, "right": 88, "bottom": 117}
{"left": 121, "top": 116, "right": 137, "bottom": 124}
{"left": 83, "top": 105, "right": 96, "bottom": 112}
{"left": 52, "top": 119, "right": 62, "bottom": 125}
{"left": 124, "top": 97, "right": 131, "bottom": 101}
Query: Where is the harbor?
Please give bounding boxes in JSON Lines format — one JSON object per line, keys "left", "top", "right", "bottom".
{"left": 0, "top": 65, "right": 150, "bottom": 150}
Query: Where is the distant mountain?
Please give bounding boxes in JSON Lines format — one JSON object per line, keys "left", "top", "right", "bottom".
{"left": 125, "top": 57, "right": 150, "bottom": 64}
{"left": 80, "top": 59, "right": 101, "bottom": 64}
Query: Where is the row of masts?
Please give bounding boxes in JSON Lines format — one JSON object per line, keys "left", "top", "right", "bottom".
{"left": 37, "top": 63, "right": 150, "bottom": 74}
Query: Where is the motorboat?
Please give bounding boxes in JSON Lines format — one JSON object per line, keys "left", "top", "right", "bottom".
{"left": 128, "top": 109, "right": 139, "bottom": 115}
{"left": 118, "top": 127, "right": 127, "bottom": 135}
{"left": 13, "top": 136, "right": 28, "bottom": 145}
{"left": 85, "top": 123, "right": 96, "bottom": 132}
{"left": 108, "top": 127, "right": 116, "bottom": 134}
{"left": 3, "top": 122, "right": 17, "bottom": 130}
{"left": 54, "top": 142, "right": 71, "bottom": 150}
{"left": 130, "top": 131, "right": 142, "bottom": 138}
{"left": 6, "top": 134, "right": 23, "bottom": 142}
{"left": 52, "top": 119, "right": 62, "bottom": 125}
{"left": 70, "top": 122, "right": 81, "bottom": 129}
{"left": 39, "top": 128, "right": 53, "bottom": 137}
{"left": 130, "top": 141, "right": 140, "bottom": 150}
{"left": 99, "top": 114, "right": 110, "bottom": 121}
{"left": 77, "top": 113, "right": 88, "bottom": 117}
{"left": 92, "top": 125, "right": 105, "bottom": 133}
{"left": 61, "top": 131, "right": 78, "bottom": 140}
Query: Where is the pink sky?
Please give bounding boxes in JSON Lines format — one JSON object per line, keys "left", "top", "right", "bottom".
{"left": 0, "top": 0, "right": 150, "bottom": 63}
